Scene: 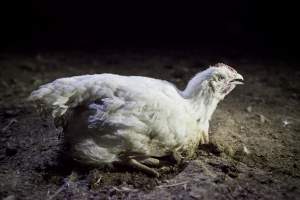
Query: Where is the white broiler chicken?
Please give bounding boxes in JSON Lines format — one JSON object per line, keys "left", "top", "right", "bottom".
{"left": 29, "top": 63, "right": 243, "bottom": 176}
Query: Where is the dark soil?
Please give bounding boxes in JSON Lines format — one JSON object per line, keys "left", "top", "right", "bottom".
{"left": 0, "top": 50, "right": 299, "bottom": 199}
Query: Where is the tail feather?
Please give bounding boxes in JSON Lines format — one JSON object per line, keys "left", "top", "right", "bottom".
{"left": 28, "top": 77, "right": 91, "bottom": 119}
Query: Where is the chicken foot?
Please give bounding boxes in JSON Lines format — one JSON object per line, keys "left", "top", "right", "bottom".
{"left": 128, "top": 158, "right": 160, "bottom": 177}
{"left": 124, "top": 150, "right": 184, "bottom": 177}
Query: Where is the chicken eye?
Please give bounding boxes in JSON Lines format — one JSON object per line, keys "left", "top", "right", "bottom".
{"left": 215, "top": 74, "right": 225, "bottom": 81}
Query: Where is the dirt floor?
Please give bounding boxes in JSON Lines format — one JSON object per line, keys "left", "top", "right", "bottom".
{"left": 0, "top": 50, "right": 299, "bottom": 199}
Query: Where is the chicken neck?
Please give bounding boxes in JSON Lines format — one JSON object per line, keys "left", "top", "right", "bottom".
{"left": 181, "top": 79, "right": 220, "bottom": 124}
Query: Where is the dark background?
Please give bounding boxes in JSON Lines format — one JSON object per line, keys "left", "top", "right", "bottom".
{"left": 1, "top": 1, "right": 299, "bottom": 58}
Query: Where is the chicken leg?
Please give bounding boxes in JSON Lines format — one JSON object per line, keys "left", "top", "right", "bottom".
{"left": 128, "top": 158, "right": 160, "bottom": 177}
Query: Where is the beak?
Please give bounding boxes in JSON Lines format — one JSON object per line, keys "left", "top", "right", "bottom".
{"left": 230, "top": 73, "right": 244, "bottom": 85}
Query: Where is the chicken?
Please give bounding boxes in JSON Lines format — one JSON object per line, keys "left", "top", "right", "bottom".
{"left": 29, "top": 63, "right": 243, "bottom": 176}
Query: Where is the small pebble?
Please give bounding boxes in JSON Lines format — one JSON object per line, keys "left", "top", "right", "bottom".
{"left": 246, "top": 106, "right": 252, "bottom": 113}
{"left": 282, "top": 119, "right": 291, "bottom": 127}
{"left": 259, "top": 114, "right": 266, "bottom": 124}
{"left": 243, "top": 145, "right": 250, "bottom": 155}
{"left": 240, "top": 126, "right": 245, "bottom": 132}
